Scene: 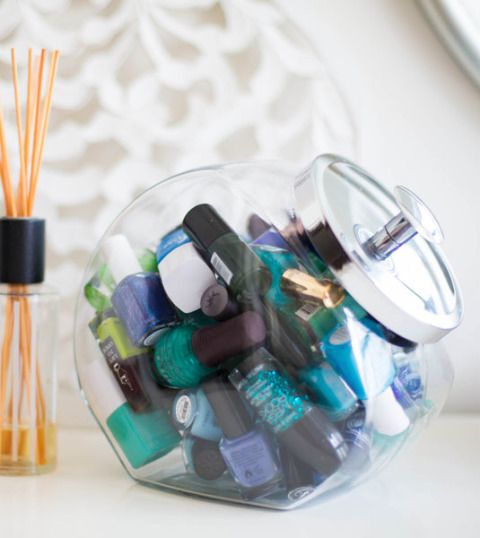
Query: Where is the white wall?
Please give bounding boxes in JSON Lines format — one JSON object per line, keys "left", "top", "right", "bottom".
{"left": 279, "top": 0, "right": 480, "bottom": 412}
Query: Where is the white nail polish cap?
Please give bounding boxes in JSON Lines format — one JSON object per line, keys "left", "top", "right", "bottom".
{"left": 80, "top": 359, "right": 126, "bottom": 421}
{"left": 159, "top": 242, "right": 217, "bottom": 313}
{"left": 371, "top": 385, "right": 410, "bottom": 436}
{"left": 102, "top": 234, "right": 143, "bottom": 285}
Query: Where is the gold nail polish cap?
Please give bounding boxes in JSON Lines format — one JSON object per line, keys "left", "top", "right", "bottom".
{"left": 280, "top": 269, "right": 345, "bottom": 309}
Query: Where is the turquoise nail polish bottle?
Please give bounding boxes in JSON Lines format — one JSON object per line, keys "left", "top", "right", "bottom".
{"left": 154, "top": 325, "right": 214, "bottom": 388}
{"left": 153, "top": 312, "right": 267, "bottom": 388}
{"left": 82, "top": 359, "right": 180, "bottom": 469}
{"left": 299, "top": 361, "right": 357, "bottom": 422}
{"left": 252, "top": 245, "right": 298, "bottom": 308}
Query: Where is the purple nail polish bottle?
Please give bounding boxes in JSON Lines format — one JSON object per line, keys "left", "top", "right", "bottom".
{"left": 103, "top": 234, "right": 177, "bottom": 347}
{"left": 203, "top": 376, "right": 281, "bottom": 500}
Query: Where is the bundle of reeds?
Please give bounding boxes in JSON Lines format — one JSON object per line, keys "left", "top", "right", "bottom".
{"left": 0, "top": 49, "right": 59, "bottom": 472}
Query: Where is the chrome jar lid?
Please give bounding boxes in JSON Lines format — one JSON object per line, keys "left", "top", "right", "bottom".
{"left": 294, "top": 154, "right": 463, "bottom": 344}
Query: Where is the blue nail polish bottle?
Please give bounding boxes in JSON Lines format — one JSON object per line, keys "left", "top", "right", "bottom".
{"left": 339, "top": 405, "right": 372, "bottom": 472}
{"left": 323, "top": 323, "right": 411, "bottom": 436}
{"left": 103, "top": 234, "right": 177, "bottom": 347}
{"left": 299, "top": 361, "right": 357, "bottom": 422}
{"left": 81, "top": 359, "right": 180, "bottom": 469}
{"left": 203, "top": 376, "right": 281, "bottom": 499}
{"left": 230, "top": 348, "right": 348, "bottom": 476}
{"left": 252, "top": 228, "right": 291, "bottom": 251}
{"left": 172, "top": 388, "right": 223, "bottom": 442}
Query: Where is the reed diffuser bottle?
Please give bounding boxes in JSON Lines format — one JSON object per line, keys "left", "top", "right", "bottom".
{"left": 0, "top": 48, "right": 60, "bottom": 475}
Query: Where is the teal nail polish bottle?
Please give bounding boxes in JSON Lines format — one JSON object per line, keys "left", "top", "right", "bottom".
{"left": 82, "top": 359, "right": 180, "bottom": 469}
{"left": 153, "top": 311, "right": 267, "bottom": 388}
{"left": 299, "top": 361, "right": 357, "bottom": 422}
{"left": 252, "top": 245, "right": 298, "bottom": 308}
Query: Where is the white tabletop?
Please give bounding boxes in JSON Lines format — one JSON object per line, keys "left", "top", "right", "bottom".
{"left": 1, "top": 414, "right": 479, "bottom": 538}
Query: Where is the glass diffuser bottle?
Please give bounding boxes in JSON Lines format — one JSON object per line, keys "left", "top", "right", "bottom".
{"left": 0, "top": 218, "right": 59, "bottom": 474}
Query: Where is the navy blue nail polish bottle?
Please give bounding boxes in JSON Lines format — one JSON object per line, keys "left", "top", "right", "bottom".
{"left": 103, "top": 234, "right": 177, "bottom": 347}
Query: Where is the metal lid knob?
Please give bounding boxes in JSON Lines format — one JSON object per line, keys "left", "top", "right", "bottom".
{"left": 363, "top": 186, "right": 444, "bottom": 261}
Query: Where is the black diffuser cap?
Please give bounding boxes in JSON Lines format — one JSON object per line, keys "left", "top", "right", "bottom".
{"left": 202, "top": 375, "right": 252, "bottom": 439}
{"left": 191, "top": 438, "right": 226, "bottom": 481}
{"left": 183, "top": 204, "right": 232, "bottom": 252}
{"left": 277, "top": 407, "right": 347, "bottom": 476}
{"left": 0, "top": 218, "right": 45, "bottom": 284}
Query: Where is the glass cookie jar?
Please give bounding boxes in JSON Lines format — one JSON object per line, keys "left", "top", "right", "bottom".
{"left": 74, "top": 154, "right": 462, "bottom": 510}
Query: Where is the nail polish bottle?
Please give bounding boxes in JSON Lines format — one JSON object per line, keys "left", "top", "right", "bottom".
{"left": 172, "top": 388, "right": 223, "bottom": 441}
{"left": 203, "top": 376, "right": 281, "bottom": 499}
{"left": 230, "top": 348, "right": 348, "bottom": 476}
{"left": 323, "top": 324, "right": 410, "bottom": 436}
{"left": 81, "top": 359, "right": 180, "bottom": 469}
{"left": 279, "top": 448, "right": 321, "bottom": 502}
{"left": 252, "top": 228, "right": 291, "bottom": 251}
{"left": 247, "top": 213, "right": 271, "bottom": 240}
{"left": 339, "top": 405, "right": 372, "bottom": 471}
{"left": 157, "top": 233, "right": 217, "bottom": 314}
{"left": 84, "top": 263, "right": 115, "bottom": 313}
{"left": 249, "top": 250, "right": 339, "bottom": 353}
{"left": 252, "top": 245, "right": 299, "bottom": 308}
{"left": 183, "top": 204, "right": 272, "bottom": 299}
{"left": 183, "top": 435, "right": 227, "bottom": 481}
{"left": 280, "top": 268, "right": 366, "bottom": 322}
{"left": 200, "top": 284, "right": 240, "bottom": 321}
{"left": 103, "top": 234, "right": 177, "bottom": 347}
{"left": 85, "top": 249, "right": 159, "bottom": 313}
{"left": 153, "top": 311, "right": 266, "bottom": 388}
{"left": 97, "top": 312, "right": 153, "bottom": 412}
{"left": 156, "top": 227, "right": 191, "bottom": 263}
{"left": 393, "top": 351, "right": 424, "bottom": 403}
{"left": 299, "top": 361, "right": 358, "bottom": 422}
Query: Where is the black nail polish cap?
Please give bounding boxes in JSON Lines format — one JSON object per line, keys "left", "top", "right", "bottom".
{"left": 183, "top": 204, "right": 231, "bottom": 252}
{"left": 191, "top": 438, "right": 226, "bottom": 481}
{"left": 0, "top": 218, "right": 45, "bottom": 284}
{"left": 202, "top": 376, "right": 252, "bottom": 439}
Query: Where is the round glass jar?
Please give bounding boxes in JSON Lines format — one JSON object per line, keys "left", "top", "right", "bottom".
{"left": 74, "top": 154, "right": 461, "bottom": 509}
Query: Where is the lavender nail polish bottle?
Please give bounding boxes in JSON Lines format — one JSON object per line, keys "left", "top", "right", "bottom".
{"left": 203, "top": 376, "right": 281, "bottom": 500}
{"left": 103, "top": 234, "right": 177, "bottom": 347}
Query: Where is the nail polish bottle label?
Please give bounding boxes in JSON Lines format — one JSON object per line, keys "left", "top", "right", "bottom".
{"left": 100, "top": 337, "right": 144, "bottom": 398}
{"left": 159, "top": 242, "right": 217, "bottom": 313}
{"left": 210, "top": 252, "right": 233, "bottom": 285}
{"left": 220, "top": 427, "right": 279, "bottom": 490}
{"left": 234, "top": 368, "right": 308, "bottom": 433}
{"left": 156, "top": 228, "right": 191, "bottom": 263}
{"left": 174, "top": 394, "right": 194, "bottom": 427}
